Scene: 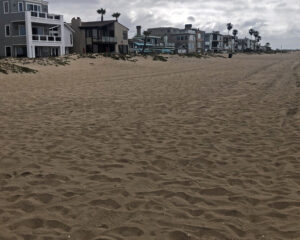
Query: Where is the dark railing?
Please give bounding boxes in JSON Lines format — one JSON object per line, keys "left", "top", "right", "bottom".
{"left": 30, "top": 11, "right": 61, "bottom": 20}
{"left": 32, "top": 35, "right": 61, "bottom": 42}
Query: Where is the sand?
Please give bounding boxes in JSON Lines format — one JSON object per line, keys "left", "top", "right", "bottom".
{"left": 0, "top": 53, "right": 300, "bottom": 240}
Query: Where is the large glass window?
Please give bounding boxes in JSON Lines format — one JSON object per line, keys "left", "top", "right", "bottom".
{"left": 26, "top": 3, "right": 41, "bottom": 12}
{"left": 32, "top": 27, "right": 44, "bottom": 35}
{"left": 92, "top": 29, "right": 98, "bottom": 38}
{"left": 18, "top": 2, "right": 23, "bottom": 12}
{"left": 123, "top": 31, "right": 128, "bottom": 40}
{"left": 19, "top": 25, "right": 26, "bottom": 36}
{"left": 87, "top": 29, "right": 92, "bottom": 38}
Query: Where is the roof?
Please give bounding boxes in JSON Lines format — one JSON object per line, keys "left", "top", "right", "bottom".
{"left": 79, "top": 20, "right": 129, "bottom": 30}
{"left": 79, "top": 20, "right": 115, "bottom": 28}
{"left": 133, "top": 35, "right": 161, "bottom": 40}
{"left": 64, "top": 23, "right": 75, "bottom": 32}
{"left": 134, "top": 42, "right": 153, "bottom": 47}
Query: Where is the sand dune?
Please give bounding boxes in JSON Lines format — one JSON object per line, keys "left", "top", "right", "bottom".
{"left": 0, "top": 53, "right": 300, "bottom": 240}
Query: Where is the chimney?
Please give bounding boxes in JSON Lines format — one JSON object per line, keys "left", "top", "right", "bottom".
{"left": 136, "top": 26, "right": 141, "bottom": 36}
{"left": 71, "top": 17, "right": 82, "bottom": 27}
{"left": 185, "top": 24, "right": 192, "bottom": 30}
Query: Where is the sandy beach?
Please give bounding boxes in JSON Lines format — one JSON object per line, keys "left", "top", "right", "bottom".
{"left": 0, "top": 53, "right": 300, "bottom": 240}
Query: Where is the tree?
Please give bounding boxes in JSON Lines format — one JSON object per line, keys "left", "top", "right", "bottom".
{"left": 227, "top": 23, "right": 233, "bottom": 35}
{"left": 142, "top": 30, "right": 151, "bottom": 54}
{"left": 232, "top": 29, "right": 238, "bottom": 51}
{"left": 112, "top": 12, "right": 121, "bottom": 22}
{"left": 97, "top": 8, "right": 106, "bottom": 22}
{"left": 254, "top": 31, "right": 260, "bottom": 51}
{"left": 226, "top": 23, "right": 233, "bottom": 53}
{"left": 257, "top": 36, "right": 262, "bottom": 42}
{"left": 265, "top": 42, "right": 271, "bottom": 51}
{"left": 232, "top": 29, "right": 238, "bottom": 38}
{"left": 249, "top": 28, "right": 254, "bottom": 40}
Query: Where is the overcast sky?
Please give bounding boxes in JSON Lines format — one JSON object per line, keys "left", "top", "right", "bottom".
{"left": 49, "top": 0, "right": 300, "bottom": 49}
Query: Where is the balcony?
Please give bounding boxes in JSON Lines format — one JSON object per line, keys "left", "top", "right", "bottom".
{"left": 32, "top": 35, "right": 61, "bottom": 42}
{"left": 92, "top": 36, "right": 117, "bottom": 43}
{"left": 28, "top": 11, "right": 62, "bottom": 23}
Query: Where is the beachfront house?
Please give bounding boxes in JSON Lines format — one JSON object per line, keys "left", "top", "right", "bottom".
{"left": 129, "top": 26, "right": 175, "bottom": 54}
{"left": 236, "top": 38, "right": 256, "bottom": 52}
{"left": 0, "top": 0, "right": 73, "bottom": 58}
{"left": 148, "top": 24, "right": 197, "bottom": 54}
{"left": 194, "top": 29, "right": 206, "bottom": 53}
{"left": 223, "top": 35, "right": 235, "bottom": 52}
{"left": 205, "top": 31, "right": 224, "bottom": 52}
{"left": 70, "top": 17, "right": 129, "bottom": 54}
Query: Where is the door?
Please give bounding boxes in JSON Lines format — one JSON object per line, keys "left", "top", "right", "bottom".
{"left": 5, "top": 46, "right": 12, "bottom": 57}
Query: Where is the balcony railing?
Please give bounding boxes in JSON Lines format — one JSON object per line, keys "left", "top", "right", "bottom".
{"left": 32, "top": 35, "right": 61, "bottom": 42}
{"left": 92, "top": 36, "right": 117, "bottom": 43}
{"left": 30, "top": 11, "right": 61, "bottom": 21}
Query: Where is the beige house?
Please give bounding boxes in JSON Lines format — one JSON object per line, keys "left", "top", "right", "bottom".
{"left": 71, "top": 17, "right": 129, "bottom": 54}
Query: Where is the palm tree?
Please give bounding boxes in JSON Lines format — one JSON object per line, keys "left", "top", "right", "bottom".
{"left": 227, "top": 23, "right": 233, "bottom": 35}
{"left": 233, "top": 29, "right": 238, "bottom": 38}
{"left": 257, "top": 36, "right": 262, "bottom": 42}
{"left": 226, "top": 23, "right": 233, "bottom": 52}
{"left": 232, "top": 29, "right": 238, "bottom": 51}
{"left": 249, "top": 28, "right": 254, "bottom": 40}
{"left": 142, "top": 30, "right": 151, "bottom": 54}
{"left": 97, "top": 8, "right": 106, "bottom": 22}
{"left": 112, "top": 12, "right": 121, "bottom": 22}
{"left": 254, "top": 31, "right": 259, "bottom": 51}
{"left": 257, "top": 36, "right": 262, "bottom": 51}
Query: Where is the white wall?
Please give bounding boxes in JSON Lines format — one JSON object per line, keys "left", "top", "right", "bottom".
{"left": 64, "top": 26, "right": 73, "bottom": 48}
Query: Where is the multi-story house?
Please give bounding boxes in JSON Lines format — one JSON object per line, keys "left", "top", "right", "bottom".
{"left": 129, "top": 26, "right": 175, "bottom": 54}
{"left": 148, "top": 24, "right": 197, "bottom": 54}
{"left": 70, "top": 17, "right": 129, "bottom": 54}
{"left": 205, "top": 31, "right": 224, "bottom": 52}
{"left": 0, "top": 0, "right": 74, "bottom": 58}
{"left": 236, "top": 38, "right": 256, "bottom": 52}
{"left": 223, "top": 35, "right": 235, "bottom": 52}
{"left": 194, "top": 29, "right": 205, "bottom": 53}
{"left": 245, "top": 38, "right": 256, "bottom": 51}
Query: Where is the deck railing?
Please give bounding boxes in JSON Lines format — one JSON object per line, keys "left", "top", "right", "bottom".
{"left": 32, "top": 35, "right": 61, "bottom": 42}
{"left": 30, "top": 11, "right": 61, "bottom": 21}
{"left": 92, "top": 36, "right": 117, "bottom": 43}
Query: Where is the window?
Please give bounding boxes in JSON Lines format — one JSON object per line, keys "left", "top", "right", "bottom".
{"left": 32, "top": 27, "right": 44, "bottom": 35}
{"left": 3, "top": 1, "right": 9, "bottom": 13}
{"left": 92, "top": 29, "right": 98, "bottom": 38}
{"left": 5, "top": 25, "right": 10, "bottom": 37}
{"left": 87, "top": 29, "right": 92, "bottom": 38}
{"left": 123, "top": 31, "right": 128, "bottom": 40}
{"left": 5, "top": 46, "right": 12, "bottom": 57}
{"left": 19, "top": 25, "right": 26, "bottom": 36}
{"left": 18, "top": 2, "right": 23, "bottom": 12}
{"left": 188, "top": 43, "right": 194, "bottom": 50}
{"left": 70, "top": 34, "right": 73, "bottom": 45}
{"left": 26, "top": 3, "right": 41, "bottom": 12}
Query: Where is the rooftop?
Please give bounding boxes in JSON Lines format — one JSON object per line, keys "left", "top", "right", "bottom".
{"left": 79, "top": 20, "right": 116, "bottom": 28}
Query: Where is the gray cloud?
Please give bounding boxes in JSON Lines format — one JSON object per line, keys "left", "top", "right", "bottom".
{"left": 48, "top": 0, "right": 300, "bottom": 49}
{"left": 187, "top": 16, "right": 196, "bottom": 22}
